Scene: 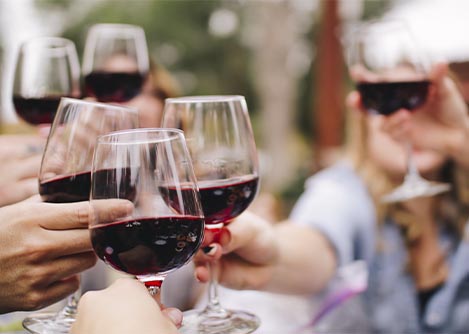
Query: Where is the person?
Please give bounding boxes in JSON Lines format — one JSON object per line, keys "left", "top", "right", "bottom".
{"left": 193, "top": 62, "right": 469, "bottom": 333}
{"left": 71, "top": 278, "right": 182, "bottom": 334}
{"left": 0, "top": 133, "right": 45, "bottom": 207}
{"left": 0, "top": 198, "right": 131, "bottom": 314}
{"left": 99, "top": 53, "right": 180, "bottom": 128}
{"left": 125, "top": 59, "right": 180, "bottom": 128}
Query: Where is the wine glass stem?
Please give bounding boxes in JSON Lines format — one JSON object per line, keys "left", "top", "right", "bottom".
{"left": 404, "top": 141, "right": 422, "bottom": 182}
{"left": 204, "top": 260, "right": 227, "bottom": 316}
{"left": 55, "top": 289, "right": 80, "bottom": 321}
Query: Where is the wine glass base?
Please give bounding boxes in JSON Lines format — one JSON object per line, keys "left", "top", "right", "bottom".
{"left": 180, "top": 308, "right": 260, "bottom": 334}
{"left": 23, "top": 312, "right": 74, "bottom": 334}
{"left": 381, "top": 180, "right": 451, "bottom": 203}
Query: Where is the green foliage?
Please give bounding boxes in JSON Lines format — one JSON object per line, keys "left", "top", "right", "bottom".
{"left": 34, "top": 0, "right": 74, "bottom": 10}
{"left": 61, "top": 0, "right": 254, "bottom": 104}
{"left": 362, "top": 0, "right": 392, "bottom": 20}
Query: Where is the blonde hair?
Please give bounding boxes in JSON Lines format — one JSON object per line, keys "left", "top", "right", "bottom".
{"left": 343, "top": 108, "right": 469, "bottom": 244}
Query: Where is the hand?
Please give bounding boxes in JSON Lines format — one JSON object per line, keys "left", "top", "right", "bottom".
{"left": 194, "top": 211, "right": 279, "bottom": 290}
{"left": 71, "top": 278, "right": 181, "bottom": 334}
{"left": 383, "top": 64, "right": 468, "bottom": 154}
{"left": 350, "top": 63, "right": 469, "bottom": 164}
{"left": 194, "top": 211, "right": 336, "bottom": 294}
{"left": 0, "top": 199, "right": 132, "bottom": 314}
{"left": 0, "top": 134, "right": 45, "bottom": 206}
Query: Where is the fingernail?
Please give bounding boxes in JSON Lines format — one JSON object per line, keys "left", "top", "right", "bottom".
{"left": 165, "top": 308, "right": 183, "bottom": 326}
{"left": 203, "top": 244, "right": 217, "bottom": 256}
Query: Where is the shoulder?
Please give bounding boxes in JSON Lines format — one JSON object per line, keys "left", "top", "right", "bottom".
{"left": 305, "top": 161, "right": 367, "bottom": 192}
{"left": 291, "top": 161, "right": 374, "bottom": 220}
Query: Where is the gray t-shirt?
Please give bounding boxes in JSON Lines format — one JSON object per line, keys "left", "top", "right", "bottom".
{"left": 290, "top": 161, "right": 469, "bottom": 333}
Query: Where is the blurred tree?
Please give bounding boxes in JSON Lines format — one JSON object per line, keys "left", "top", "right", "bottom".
{"left": 60, "top": 0, "right": 254, "bottom": 102}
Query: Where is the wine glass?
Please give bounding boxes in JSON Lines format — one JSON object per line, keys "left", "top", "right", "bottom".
{"left": 13, "top": 37, "right": 81, "bottom": 125}
{"left": 22, "top": 98, "right": 138, "bottom": 334}
{"left": 82, "top": 23, "right": 149, "bottom": 103}
{"left": 89, "top": 128, "right": 205, "bottom": 297}
{"left": 162, "top": 96, "right": 261, "bottom": 334}
{"left": 347, "top": 19, "right": 450, "bottom": 202}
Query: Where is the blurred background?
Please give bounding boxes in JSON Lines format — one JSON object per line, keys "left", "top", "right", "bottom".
{"left": 1, "top": 0, "right": 466, "bottom": 218}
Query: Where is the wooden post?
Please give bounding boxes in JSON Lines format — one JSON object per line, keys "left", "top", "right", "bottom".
{"left": 313, "top": 0, "right": 344, "bottom": 169}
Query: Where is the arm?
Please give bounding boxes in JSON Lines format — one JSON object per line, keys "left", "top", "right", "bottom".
{"left": 71, "top": 279, "right": 180, "bottom": 334}
{"left": 195, "top": 211, "right": 336, "bottom": 295}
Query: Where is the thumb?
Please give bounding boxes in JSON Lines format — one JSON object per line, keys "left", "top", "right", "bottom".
{"left": 162, "top": 308, "right": 183, "bottom": 328}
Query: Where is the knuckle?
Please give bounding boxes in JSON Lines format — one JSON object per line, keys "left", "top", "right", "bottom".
{"left": 24, "top": 290, "right": 47, "bottom": 311}
{"left": 75, "top": 205, "right": 90, "bottom": 226}
{"left": 23, "top": 239, "right": 53, "bottom": 263}
{"left": 80, "top": 253, "right": 98, "bottom": 269}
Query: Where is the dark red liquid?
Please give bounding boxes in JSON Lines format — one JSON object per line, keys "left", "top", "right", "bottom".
{"left": 161, "top": 175, "right": 259, "bottom": 225}
{"left": 39, "top": 170, "right": 91, "bottom": 203}
{"left": 90, "top": 216, "right": 204, "bottom": 275}
{"left": 84, "top": 71, "right": 145, "bottom": 102}
{"left": 13, "top": 96, "right": 63, "bottom": 125}
{"left": 357, "top": 80, "right": 430, "bottom": 116}
{"left": 40, "top": 168, "right": 136, "bottom": 203}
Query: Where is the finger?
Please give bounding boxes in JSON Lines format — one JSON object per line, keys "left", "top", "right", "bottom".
{"left": 22, "top": 194, "right": 42, "bottom": 203}
{"left": 12, "top": 154, "right": 41, "bottom": 180}
{"left": 224, "top": 212, "right": 278, "bottom": 265}
{"left": 193, "top": 243, "right": 222, "bottom": 265}
{"left": 0, "top": 135, "right": 45, "bottom": 160}
{"left": 194, "top": 264, "right": 210, "bottom": 283}
{"left": 41, "top": 229, "right": 94, "bottom": 258}
{"left": 0, "top": 178, "right": 38, "bottom": 206}
{"left": 218, "top": 254, "right": 273, "bottom": 290}
{"left": 37, "top": 199, "right": 133, "bottom": 231}
{"left": 202, "top": 227, "right": 230, "bottom": 247}
{"left": 162, "top": 308, "right": 183, "bottom": 328}
{"left": 25, "top": 275, "right": 80, "bottom": 311}
{"left": 90, "top": 199, "right": 134, "bottom": 224}
{"left": 380, "top": 109, "right": 410, "bottom": 133}
{"left": 45, "top": 252, "right": 97, "bottom": 278}
{"left": 429, "top": 62, "right": 448, "bottom": 92}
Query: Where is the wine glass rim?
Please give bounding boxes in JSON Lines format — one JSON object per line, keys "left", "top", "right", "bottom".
{"left": 97, "top": 127, "right": 185, "bottom": 144}
{"left": 21, "top": 36, "right": 75, "bottom": 49}
{"left": 355, "top": 18, "right": 413, "bottom": 35}
{"left": 59, "top": 97, "right": 138, "bottom": 113}
{"left": 165, "top": 95, "right": 245, "bottom": 104}
{"left": 89, "top": 23, "right": 145, "bottom": 33}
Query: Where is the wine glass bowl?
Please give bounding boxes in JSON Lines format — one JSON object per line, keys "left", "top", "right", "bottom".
{"left": 347, "top": 19, "right": 450, "bottom": 202}
{"left": 162, "top": 95, "right": 260, "bottom": 334}
{"left": 89, "top": 128, "right": 205, "bottom": 293}
{"left": 23, "top": 98, "right": 138, "bottom": 334}
{"left": 82, "top": 23, "right": 149, "bottom": 103}
{"left": 12, "top": 37, "right": 81, "bottom": 125}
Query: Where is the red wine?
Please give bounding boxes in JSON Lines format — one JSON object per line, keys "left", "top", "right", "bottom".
{"left": 13, "top": 95, "right": 63, "bottom": 124}
{"left": 39, "top": 170, "right": 91, "bottom": 203}
{"left": 357, "top": 80, "right": 430, "bottom": 116}
{"left": 161, "top": 175, "right": 259, "bottom": 225}
{"left": 40, "top": 168, "right": 136, "bottom": 203}
{"left": 90, "top": 216, "right": 204, "bottom": 275}
{"left": 84, "top": 71, "right": 145, "bottom": 102}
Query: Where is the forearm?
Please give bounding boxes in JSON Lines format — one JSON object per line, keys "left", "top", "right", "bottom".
{"left": 264, "top": 222, "right": 337, "bottom": 295}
